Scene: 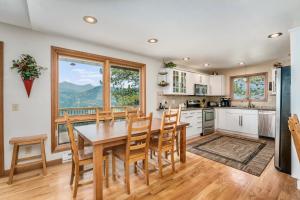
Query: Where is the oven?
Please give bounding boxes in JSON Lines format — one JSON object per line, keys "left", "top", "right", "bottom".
{"left": 202, "top": 108, "right": 215, "bottom": 135}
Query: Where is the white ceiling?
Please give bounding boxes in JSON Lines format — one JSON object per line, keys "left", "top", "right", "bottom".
{"left": 1, "top": 0, "right": 300, "bottom": 69}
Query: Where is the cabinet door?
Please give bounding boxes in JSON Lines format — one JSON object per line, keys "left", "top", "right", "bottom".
{"left": 180, "top": 72, "right": 187, "bottom": 93}
{"left": 241, "top": 110, "right": 258, "bottom": 135}
{"left": 226, "top": 112, "right": 241, "bottom": 132}
{"left": 173, "top": 70, "right": 180, "bottom": 93}
{"left": 209, "top": 75, "right": 225, "bottom": 96}
{"left": 186, "top": 72, "right": 195, "bottom": 95}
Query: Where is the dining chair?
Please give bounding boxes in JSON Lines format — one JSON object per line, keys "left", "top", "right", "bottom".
{"left": 125, "top": 107, "right": 142, "bottom": 120}
{"left": 64, "top": 113, "right": 109, "bottom": 198}
{"left": 150, "top": 110, "right": 179, "bottom": 177}
{"left": 288, "top": 114, "right": 300, "bottom": 162}
{"left": 168, "top": 106, "right": 182, "bottom": 156}
{"left": 96, "top": 109, "right": 115, "bottom": 125}
{"left": 112, "top": 112, "right": 153, "bottom": 194}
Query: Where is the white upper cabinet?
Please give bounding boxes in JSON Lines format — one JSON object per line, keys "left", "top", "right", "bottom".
{"left": 163, "top": 69, "right": 188, "bottom": 95}
{"left": 209, "top": 75, "right": 225, "bottom": 96}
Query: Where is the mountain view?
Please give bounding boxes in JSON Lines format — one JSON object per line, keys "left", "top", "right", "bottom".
{"left": 59, "top": 81, "right": 103, "bottom": 108}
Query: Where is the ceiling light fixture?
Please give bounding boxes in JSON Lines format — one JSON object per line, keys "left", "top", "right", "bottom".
{"left": 268, "top": 32, "right": 283, "bottom": 39}
{"left": 239, "top": 62, "right": 245, "bottom": 66}
{"left": 204, "top": 63, "right": 210, "bottom": 67}
{"left": 147, "top": 38, "right": 158, "bottom": 43}
{"left": 83, "top": 16, "right": 98, "bottom": 24}
{"left": 183, "top": 57, "right": 190, "bottom": 61}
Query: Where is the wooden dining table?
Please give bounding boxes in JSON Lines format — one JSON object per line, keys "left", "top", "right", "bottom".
{"left": 74, "top": 118, "right": 189, "bottom": 200}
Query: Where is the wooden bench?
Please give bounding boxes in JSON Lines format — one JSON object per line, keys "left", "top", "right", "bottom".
{"left": 8, "top": 134, "right": 48, "bottom": 184}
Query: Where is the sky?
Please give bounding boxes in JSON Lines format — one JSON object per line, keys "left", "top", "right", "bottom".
{"left": 59, "top": 59, "right": 103, "bottom": 86}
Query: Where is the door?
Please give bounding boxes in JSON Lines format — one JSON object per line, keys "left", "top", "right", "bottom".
{"left": 225, "top": 110, "right": 241, "bottom": 132}
{"left": 241, "top": 110, "right": 258, "bottom": 135}
{"left": 0, "top": 41, "right": 3, "bottom": 176}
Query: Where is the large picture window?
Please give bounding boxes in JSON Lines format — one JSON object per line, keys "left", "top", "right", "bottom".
{"left": 51, "top": 47, "right": 146, "bottom": 152}
{"left": 231, "top": 73, "right": 267, "bottom": 101}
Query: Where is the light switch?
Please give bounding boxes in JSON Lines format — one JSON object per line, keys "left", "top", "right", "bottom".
{"left": 12, "top": 104, "right": 19, "bottom": 111}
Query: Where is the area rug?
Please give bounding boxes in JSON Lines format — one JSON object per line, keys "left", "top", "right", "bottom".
{"left": 187, "top": 133, "right": 274, "bottom": 176}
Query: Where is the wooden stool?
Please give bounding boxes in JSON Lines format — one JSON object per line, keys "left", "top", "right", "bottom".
{"left": 8, "top": 134, "right": 47, "bottom": 184}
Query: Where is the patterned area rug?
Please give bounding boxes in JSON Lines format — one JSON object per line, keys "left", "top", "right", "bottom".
{"left": 188, "top": 133, "right": 274, "bottom": 176}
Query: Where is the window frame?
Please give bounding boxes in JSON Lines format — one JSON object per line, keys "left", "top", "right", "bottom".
{"left": 230, "top": 72, "right": 268, "bottom": 102}
{"left": 51, "top": 46, "right": 146, "bottom": 153}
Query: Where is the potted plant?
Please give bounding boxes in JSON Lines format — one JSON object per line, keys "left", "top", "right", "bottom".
{"left": 164, "top": 61, "right": 177, "bottom": 68}
{"left": 11, "top": 54, "right": 46, "bottom": 97}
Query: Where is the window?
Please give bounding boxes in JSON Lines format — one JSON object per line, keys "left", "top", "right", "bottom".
{"left": 51, "top": 47, "right": 146, "bottom": 152}
{"left": 231, "top": 73, "right": 267, "bottom": 101}
{"left": 110, "top": 65, "right": 140, "bottom": 112}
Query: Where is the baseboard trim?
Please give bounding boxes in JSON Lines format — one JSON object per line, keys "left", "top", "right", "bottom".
{"left": 1, "top": 158, "right": 62, "bottom": 177}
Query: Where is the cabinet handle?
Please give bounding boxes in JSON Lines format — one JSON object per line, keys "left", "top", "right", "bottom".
{"left": 239, "top": 116, "right": 241, "bottom": 126}
{"left": 241, "top": 116, "right": 243, "bottom": 126}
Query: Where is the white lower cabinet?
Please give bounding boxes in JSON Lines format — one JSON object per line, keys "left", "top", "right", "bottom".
{"left": 180, "top": 110, "right": 203, "bottom": 138}
{"left": 215, "top": 108, "right": 258, "bottom": 137}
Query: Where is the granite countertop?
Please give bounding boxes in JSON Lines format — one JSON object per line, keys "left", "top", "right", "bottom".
{"left": 157, "top": 106, "right": 276, "bottom": 112}
{"left": 214, "top": 106, "right": 276, "bottom": 111}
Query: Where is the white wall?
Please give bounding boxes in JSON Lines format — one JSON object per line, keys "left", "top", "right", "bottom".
{"left": 0, "top": 22, "right": 161, "bottom": 170}
{"left": 290, "top": 27, "right": 300, "bottom": 188}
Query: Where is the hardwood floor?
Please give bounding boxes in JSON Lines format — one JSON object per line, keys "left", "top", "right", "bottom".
{"left": 0, "top": 138, "right": 299, "bottom": 200}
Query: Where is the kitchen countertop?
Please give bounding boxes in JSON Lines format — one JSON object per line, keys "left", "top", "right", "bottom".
{"left": 214, "top": 106, "right": 276, "bottom": 111}
{"left": 157, "top": 106, "right": 276, "bottom": 112}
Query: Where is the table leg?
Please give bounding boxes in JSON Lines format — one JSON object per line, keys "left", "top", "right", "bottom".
{"left": 78, "top": 135, "right": 85, "bottom": 173}
{"left": 179, "top": 126, "right": 186, "bottom": 163}
{"left": 93, "top": 144, "right": 103, "bottom": 200}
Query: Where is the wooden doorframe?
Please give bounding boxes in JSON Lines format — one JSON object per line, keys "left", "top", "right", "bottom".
{"left": 0, "top": 41, "right": 4, "bottom": 176}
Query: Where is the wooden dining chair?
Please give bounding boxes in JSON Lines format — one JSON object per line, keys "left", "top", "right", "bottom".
{"left": 112, "top": 112, "right": 153, "bottom": 194}
{"left": 125, "top": 107, "right": 142, "bottom": 120}
{"left": 96, "top": 109, "right": 115, "bottom": 125}
{"left": 150, "top": 111, "right": 179, "bottom": 177}
{"left": 288, "top": 114, "right": 300, "bottom": 162}
{"left": 168, "top": 106, "right": 182, "bottom": 156}
{"left": 64, "top": 113, "right": 109, "bottom": 198}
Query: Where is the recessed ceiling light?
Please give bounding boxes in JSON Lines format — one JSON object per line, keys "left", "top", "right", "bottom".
{"left": 204, "top": 63, "right": 210, "bottom": 67}
{"left": 268, "top": 32, "right": 283, "bottom": 38}
{"left": 239, "top": 62, "right": 245, "bottom": 66}
{"left": 83, "top": 16, "right": 98, "bottom": 24}
{"left": 147, "top": 38, "right": 158, "bottom": 43}
{"left": 183, "top": 57, "right": 190, "bottom": 61}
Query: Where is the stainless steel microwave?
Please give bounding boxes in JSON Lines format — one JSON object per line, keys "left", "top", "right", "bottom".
{"left": 194, "top": 84, "right": 208, "bottom": 96}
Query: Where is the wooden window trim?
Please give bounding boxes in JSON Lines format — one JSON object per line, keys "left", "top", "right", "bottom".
{"left": 230, "top": 72, "right": 268, "bottom": 102}
{"left": 0, "top": 41, "right": 4, "bottom": 176}
{"left": 51, "top": 46, "right": 146, "bottom": 153}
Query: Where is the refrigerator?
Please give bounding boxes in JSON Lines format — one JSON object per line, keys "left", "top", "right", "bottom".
{"left": 274, "top": 66, "right": 291, "bottom": 174}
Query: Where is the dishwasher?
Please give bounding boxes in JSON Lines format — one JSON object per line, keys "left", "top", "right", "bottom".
{"left": 258, "top": 110, "right": 276, "bottom": 138}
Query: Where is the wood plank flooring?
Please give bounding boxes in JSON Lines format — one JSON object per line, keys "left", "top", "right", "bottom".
{"left": 0, "top": 138, "right": 299, "bottom": 200}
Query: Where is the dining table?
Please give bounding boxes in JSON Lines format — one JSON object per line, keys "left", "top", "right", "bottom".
{"left": 74, "top": 118, "right": 189, "bottom": 200}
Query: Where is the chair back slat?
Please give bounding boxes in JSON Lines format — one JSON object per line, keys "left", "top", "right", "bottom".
{"left": 64, "top": 113, "right": 79, "bottom": 162}
{"left": 159, "top": 111, "right": 179, "bottom": 149}
{"left": 168, "top": 105, "right": 182, "bottom": 123}
{"left": 125, "top": 107, "right": 143, "bottom": 121}
{"left": 289, "top": 114, "right": 300, "bottom": 162}
{"left": 96, "top": 109, "right": 114, "bottom": 124}
{"left": 126, "top": 113, "right": 153, "bottom": 159}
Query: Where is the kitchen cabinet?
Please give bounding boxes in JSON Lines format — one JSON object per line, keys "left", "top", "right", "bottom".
{"left": 215, "top": 108, "right": 258, "bottom": 137}
{"left": 180, "top": 110, "right": 203, "bottom": 138}
{"left": 209, "top": 75, "right": 225, "bottom": 96}
{"left": 163, "top": 69, "right": 188, "bottom": 95}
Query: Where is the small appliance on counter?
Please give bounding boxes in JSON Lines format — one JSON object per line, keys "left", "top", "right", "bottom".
{"left": 220, "top": 98, "right": 231, "bottom": 107}
{"left": 194, "top": 84, "right": 208, "bottom": 96}
{"left": 186, "top": 100, "right": 201, "bottom": 108}
{"left": 207, "top": 101, "right": 218, "bottom": 107}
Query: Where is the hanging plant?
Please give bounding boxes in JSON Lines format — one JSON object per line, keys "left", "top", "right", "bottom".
{"left": 164, "top": 61, "right": 177, "bottom": 68}
{"left": 11, "top": 54, "right": 46, "bottom": 97}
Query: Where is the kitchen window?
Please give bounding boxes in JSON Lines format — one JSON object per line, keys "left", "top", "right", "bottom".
{"left": 51, "top": 46, "right": 146, "bottom": 152}
{"left": 231, "top": 73, "right": 267, "bottom": 101}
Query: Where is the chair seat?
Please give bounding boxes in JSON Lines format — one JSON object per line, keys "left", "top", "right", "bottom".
{"left": 78, "top": 146, "right": 108, "bottom": 161}
{"left": 150, "top": 138, "right": 173, "bottom": 151}
{"left": 113, "top": 145, "right": 146, "bottom": 161}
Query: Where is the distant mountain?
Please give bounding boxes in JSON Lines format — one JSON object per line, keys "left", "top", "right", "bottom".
{"left": 59, "top": 82, "right": 103, "bottom": 108}
{"left": 59, "top": 82, "right": 94, "bottom": 93}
